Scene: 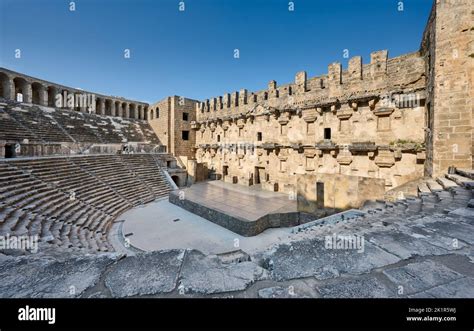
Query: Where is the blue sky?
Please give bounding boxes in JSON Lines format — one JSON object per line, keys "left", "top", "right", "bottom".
{"left": 0, "top": 0, "right": 432, "bottom": 104}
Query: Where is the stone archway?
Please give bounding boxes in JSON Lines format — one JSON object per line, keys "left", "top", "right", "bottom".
{"left": 105, "top": 99, "right": 113, "bottom": 116}
{"left": 31, "top": 82, "right": 45, "bottom": 105}
{"left": 47, "top": 86, "right": 57, "bottom": 107}
{"left": 129, "top": 104, "right": 136, "bottom": 119}
{"left": 13, "top": 77, "right": 30, "bottom": 102}
{"left": 0, "top": 72, "right": 11, "bottom": 99}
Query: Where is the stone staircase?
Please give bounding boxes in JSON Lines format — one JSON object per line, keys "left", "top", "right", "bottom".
{"left": 354, "top": 168, "right": 473, "bottom": 224}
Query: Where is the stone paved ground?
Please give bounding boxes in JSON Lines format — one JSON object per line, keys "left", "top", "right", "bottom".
{"left": 0, "top": 173, "right": 473, "bottom": 298}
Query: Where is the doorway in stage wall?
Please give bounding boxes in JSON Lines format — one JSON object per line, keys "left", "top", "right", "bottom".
{"left": 316, "top": 181, "right": 325, "bottom": 208}
{"left": 254, "top": 166, "right": 265, "bottom": 185}
{"left": 222, "top": 165, "right": 228, "bottom": 179}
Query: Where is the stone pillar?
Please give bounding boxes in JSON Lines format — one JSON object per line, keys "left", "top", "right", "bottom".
{"left": 99, "top": 99, "right": 105, "bottom": 115}
{"left": 48, "top": 86, "right": 57, "bottom": 107}
{"left": 224, "top": 93, "right": 231, "bottom": 108}
{"left": 111, "top": 101, "right": 116, "bottom": 117}
{"left": 23, "top": 82, "right": 32, "bottom": 103}
{"left": 268, "top": 80, "right": 278, "bottom": 98}
{"left": 239, "top": 89, "right": 248, "bottom": 105}
{"left": 348, "top": 56, "right": 362, "bottom": 80}
{"left": 66, "top": 91, "right": 75, "bottom": 110}
{"left": 370, "top": 50, "right": 388, "bottom": 78}
{"left": 39, "top": 85, "right": 48, "bottom": 106}
{"left": 124, "top": 103, "right": 129, "bottom": 118}
{"left": 3, "top": 78, "right": 15, "bottom": 100}
{"left": 114, "top": 102, "right": 120, "bottom": 117}
{"left": 139, "top": 105, "right": 144, "bottom": 120}
{"left": 295, "top": 71, "right": 307, "bottom": 93}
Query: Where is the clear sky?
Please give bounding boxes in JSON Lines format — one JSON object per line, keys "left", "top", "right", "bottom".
{"left": 0, "top": 0, "right": 432, "bottom": 104}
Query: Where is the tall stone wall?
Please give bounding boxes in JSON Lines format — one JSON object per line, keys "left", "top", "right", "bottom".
{"left": 149, "top": 97, "right": 172, "bottom": 152}
{"left": 422, "top": 0, "right": 473, "bottom": 176}
{"left": 149, "top": 96, "right": 198, "bottom": 159}
{"left": 192, "top": 51, "right": 427, "bottom": 193}
{"left": 172, "top": 96, "right": 198, "bottom": 159}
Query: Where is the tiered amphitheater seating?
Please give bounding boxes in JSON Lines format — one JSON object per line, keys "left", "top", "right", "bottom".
{"left": 0, "top": 107, "right": 39, "bottom": 142}
{"left": 301, "top": 168, "right": 474, "bottom": 250}
{"left": 72, "top": 155, "right": 156, "bottom": 206}
{"left": 120, "top": 154, "right": 172, "bottom": 198}
{"left": 4, "top": 105, "right": 73, "bottom": 143}
{"left": 51, "top": 109, "right": 103, "bottom": 143}
{"left": 0, "top": 101, "right": 161, "bottom": 145}
{"left": 0, "top": 161, "right": 111, "bottom": 252}
{"left": 359, "top": 168, "right": 473, "bottom": 220}
{"left": 0, "top": 154, "right": 173, "bottom": 253}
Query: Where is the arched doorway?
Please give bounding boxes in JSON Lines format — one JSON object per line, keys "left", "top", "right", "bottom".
{"left": 95, "top": 98, "right": 101, "bottom": 114}
{"left": 129, "top": 104, "right": 136, "bottom": 119}
{"left": 47, "top": 86, "right": 57, "bottom": 107}
{"left": 13, "top": 77, "right": 29, "bottom": 102}
{"left": 0, "top": 72, "right": 11, "bottom": 99}
{"left": 31, "top": 82, "right": 44, "bottom": 105}
{"left": 171, "top": 175, "right": 180, "bottom": 187}
{"left": 105, "top": 99, "right": 112, "bottom": 116}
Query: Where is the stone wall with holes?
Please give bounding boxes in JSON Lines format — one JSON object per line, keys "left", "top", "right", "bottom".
{"left": 148, "top": 96, "right": 199, "bottom": 160}
{"left": 192, "top": 50, "right": 427, "bottom": 194}
{"left": 422, "top": 0, "right": 473, "bottom": 176}
{"left": 171, "top": 96, "right": 198, "bottom": 160}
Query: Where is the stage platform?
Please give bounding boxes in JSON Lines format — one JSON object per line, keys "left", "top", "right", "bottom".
{"left": 169, "top": 181, "right": 310, "bottom": 236}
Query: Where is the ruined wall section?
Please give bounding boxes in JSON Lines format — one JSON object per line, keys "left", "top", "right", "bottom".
{"left": 420, "top": 1, "right": 437, "bottom": 177}
{"left": 192, "top": 51, "right": 427, "bottom": 193}
{"left": 423, "top": 0, "right": 473, "bottom": 176}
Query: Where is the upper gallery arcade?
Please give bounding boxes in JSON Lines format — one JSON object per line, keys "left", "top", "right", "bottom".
{"left": 0, "top": 67, "right": 149, "bottom": 120}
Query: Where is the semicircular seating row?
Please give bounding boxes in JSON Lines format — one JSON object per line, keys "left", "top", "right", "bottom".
{"left": 0, "top": 100, "right": 160, "bottom": 144}
{"left": 0, "top": 154, "right": 172, "bottom": 253}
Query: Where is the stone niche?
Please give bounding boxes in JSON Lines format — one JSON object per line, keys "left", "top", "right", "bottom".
{"left": 373, "top": 107, "right": 394, "bottom": 131}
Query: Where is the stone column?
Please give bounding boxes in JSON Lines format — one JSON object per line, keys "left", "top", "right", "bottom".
{"left": 23, "top": 82, "right": 32, "bottom": 103}
{"left": 124, "top": 103, "right": 130, "bottom": 118}
{"left": 3, "top": 78, "right": 15, "bottom": 100}
{"left": 144, "top": 106, "right": 148, "bottom": 120}
{"left": 39, "top": 85, "right": 48, "bottom": 106}
{"left": 116, "top": 103, "right": 123, "bottom": 117}
{"left": 65, "top": 91, "right": 74, "bottom": 110}
{"left": 111, "top": 101, "right": 116, "bottom": 117}
{"left": 99, "top": 99, "right": 105, "bottom": 115}
{"left": 48, "top": 86, "right": 57, "bottom": 107}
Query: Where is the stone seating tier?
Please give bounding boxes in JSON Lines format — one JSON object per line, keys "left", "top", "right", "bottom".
{"left": 0, "top": 154, "right": 173, "bottom": 253}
